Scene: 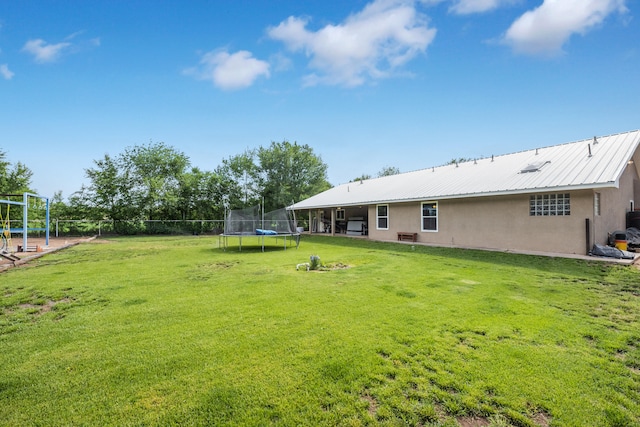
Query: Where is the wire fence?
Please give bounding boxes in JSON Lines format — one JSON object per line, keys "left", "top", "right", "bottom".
{"left": 3, "top": 219, "right": 226, "bottom": 237}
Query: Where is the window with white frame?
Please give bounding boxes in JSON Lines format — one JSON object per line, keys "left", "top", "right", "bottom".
{"left": 529, "top": 193, "right": 570, "bottom": 216}
{"left": 336, "top": 209, "right": 345, "bottom": 220}
{"left": 421, "top": 202, "right": 438, "bottom": 231}
{"left": 594, "top": 193, "right": 601, "bottom": 216}
{"left": 376, "top": 204, "right": 389, "bottom": 229}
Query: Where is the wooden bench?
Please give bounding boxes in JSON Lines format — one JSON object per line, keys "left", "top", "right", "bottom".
{"left": 397, "top": 232, "right": 417, "bottom": 242}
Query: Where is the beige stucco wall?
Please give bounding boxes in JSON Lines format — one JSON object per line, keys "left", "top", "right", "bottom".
{"left": 368, "top": 190, "right": 600, "bottom": 255}
{"left": 592, "top": 163, "right": 640, "bottom": 245}
{"left": 304, "top": 162, "right": 640, "bottom": 255}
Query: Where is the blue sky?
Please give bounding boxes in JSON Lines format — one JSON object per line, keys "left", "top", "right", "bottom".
{"left": 1, "top": 0, "right": 638, "bottom": 199}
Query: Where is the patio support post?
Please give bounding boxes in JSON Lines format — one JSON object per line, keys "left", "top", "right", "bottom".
{"left": 331, "top": 209, "right": 335, "bottom": 236}
{"left": 316, "top": 209, "right": 323, "bottom": 232}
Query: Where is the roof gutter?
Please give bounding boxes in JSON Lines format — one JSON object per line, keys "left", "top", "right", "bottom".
{"left": 289, "top": 181, "right": 619, "bottom": 210}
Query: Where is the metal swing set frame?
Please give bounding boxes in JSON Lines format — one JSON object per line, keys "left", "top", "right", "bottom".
{"left": 0, "top": 192, "right": 50, "bottom": 253}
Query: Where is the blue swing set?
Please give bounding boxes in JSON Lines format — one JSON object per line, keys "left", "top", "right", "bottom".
{"left": 0, "top": 192, "right": 50, "bottom": 253}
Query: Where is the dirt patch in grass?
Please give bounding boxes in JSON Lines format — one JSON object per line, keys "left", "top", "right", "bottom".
{"left": 1, "top": 296, "right": 75, "bottom": 334}
{"left": 456, "top": 416, "right": 491, "bottom": 427}
{"left": 325, "top": 262, "right": 350, "bottom": 269}
{"left": 315, "top": 263, "right": 352, "bottom": 271}
{"left": 18, "top": 298, "right": 71, "bottom": 315}
{"left": 361, "top": 394, "right": 378, "bottom": 416}
{"left": 297, "top": 262, "right": 352, "bottom": 272}
{"left": 628, "top": 365, "right": 640, "bottom": 375}
{"left": 533, "top": 411, "right": 552, "bottom": 427}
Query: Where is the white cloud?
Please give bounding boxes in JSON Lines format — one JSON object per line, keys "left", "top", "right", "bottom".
{"left": 187, "top": 49, "right": 270, "bottom": 90}
{"left": 449, "top": 0, "right": 516, "bottom": 14}
{"left": 267, "top": 0, "right": 436, "bottom": 87}
{"left": 22, "top": 38, "right": 71, "bottom": 63}
{"left": 503, "top": 0, "right": 628, "bottom": 56}
{"left": 1, "top": 64, "right": 14, "bottom": 80}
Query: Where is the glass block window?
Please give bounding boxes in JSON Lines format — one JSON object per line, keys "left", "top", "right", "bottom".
{"left": 529, "top": 193, "right": 570, "bottom": 216}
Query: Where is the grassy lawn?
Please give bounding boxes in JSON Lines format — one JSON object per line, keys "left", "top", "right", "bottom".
{"left": 1, "top": 235, "right": 640, "bottom": 426}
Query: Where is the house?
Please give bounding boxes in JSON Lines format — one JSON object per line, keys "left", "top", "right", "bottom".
{"left": 291, "top": 130, "right": 640, "bottom": 256}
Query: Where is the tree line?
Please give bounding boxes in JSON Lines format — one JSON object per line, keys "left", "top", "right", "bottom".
{"left": 1, "top": 141, "right": 331, "bottom": 223}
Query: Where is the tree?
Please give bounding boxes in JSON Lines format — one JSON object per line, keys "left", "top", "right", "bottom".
{"left": 447, "top": 157, "right": 473, "bottom": 165}
{"left": 351, "top": 174, "right": 372, "bottom": 182}
{"left": 177, "top": 168, "right": 226, "bottom": 220}
{"left": 123, "top": 142, "right": 190, "bottom": 220}
{"left": 83, "top": 142, "right": 190, "bottom": 221}
{"left": 72, "top": 140, "right": 331, "bottom": 224}
{"left": 215, "top": 150, "right": 262, "bottom": 209}
{"left": 257, "top": 141, "right": 331, "bottom": 212}
{"left": 0, "top": 150, "right": 34, "bottom": 194}
{"left": 84, "top": 153, "right": 132, "bottom": 220}
{"left": 377, "top": 166, "right": 400, "bottom": 177}
{"left": 49, "top": 191, "right": 75, "bottom": 220}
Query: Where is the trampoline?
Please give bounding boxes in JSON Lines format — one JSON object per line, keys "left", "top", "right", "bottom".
{"left": 220, "top": 205, "right": 300, "bottom": 251}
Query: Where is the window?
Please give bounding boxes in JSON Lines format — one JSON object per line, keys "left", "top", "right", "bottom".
{"left": 594, "top": 193, "right": 601, "bottom": 216}
{"left": 529, "top": 193, "right": 570, "bottom": 216}
{"left": 376, "top": 204, "right": 389, "bottom": 229}
{"left": 336, "top": 209, "right": 345, "bottom": 220}
{"left": 421, "top": 202, "right": 438, "bottom": 231}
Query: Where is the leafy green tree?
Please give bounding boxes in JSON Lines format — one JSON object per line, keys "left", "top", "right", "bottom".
{"left": 215, "top": 150, "right": 262, "bottom": 209}
{"left": 73, "top": 140, "right": 331, "bottom": 225}
{"left": 0, "top": 150, "right": 34, "bottom": 194}
{"left": 83, "top": 153, "right": 132, "bottom": 221}
{"left": 49, "top": 191, "right": 75, "bottom": 220}
{"left": 257, "top": 141, "right": 331, "bottom": 212}
{"left": 83, "top": 142, "right": 190, "bottom": 222}
{"left": 447, "top": 157, "right": 473, "bottom": 165}
{"left": 63, "top": 186, "right": 107, "bottom": 220}
{"left": 122, "top": 142, "right": 190, "bottom": 220}
{"left": 177, "top": 168, "right": 226, "bottom": 220}
{"left": 377, "top": 166, "right": 400, "bottom": 177}
{"left": 351, "top": 174, "right": 372, "bottom": 182}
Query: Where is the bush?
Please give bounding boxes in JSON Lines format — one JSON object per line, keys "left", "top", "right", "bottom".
{"left": 309, "top": 255, "right": 321, "bottom": 270}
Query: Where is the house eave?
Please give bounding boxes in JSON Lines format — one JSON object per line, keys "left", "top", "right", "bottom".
{"left": 289, "top": 182, "right": 618, "bottom": 210}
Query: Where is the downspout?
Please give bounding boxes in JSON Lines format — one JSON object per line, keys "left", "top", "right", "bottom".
{"left": 585, "top": 218, "right": 591, "bottom": 255}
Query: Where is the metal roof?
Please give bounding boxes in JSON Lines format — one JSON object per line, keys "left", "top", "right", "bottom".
{"left": 292, "top": 130, "right": 640, "bottom": 210}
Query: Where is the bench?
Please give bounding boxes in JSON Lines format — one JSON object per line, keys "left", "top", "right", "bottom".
{"left": 397, "top": 232, "right": 417, "bottom": 242}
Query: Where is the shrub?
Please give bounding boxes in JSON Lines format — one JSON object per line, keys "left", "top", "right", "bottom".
{"left": 309, "top": 255, "right": 321, "bottom": 270}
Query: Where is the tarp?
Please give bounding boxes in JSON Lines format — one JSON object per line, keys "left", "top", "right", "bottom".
{"left": 591, "top": 243, "right": 635, "bottom": 260}
{"left": 626, "top": 227, "right": 640, "bottom": 246}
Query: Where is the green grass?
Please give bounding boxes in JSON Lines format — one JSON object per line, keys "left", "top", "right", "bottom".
{"left": 1, "top": 235, "right": 640, "bottom": 426}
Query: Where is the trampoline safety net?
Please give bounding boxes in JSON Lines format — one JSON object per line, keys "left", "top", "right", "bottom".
{"left": 223, "top": 205, "right": 297, "bottom": 235}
